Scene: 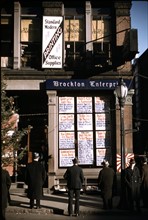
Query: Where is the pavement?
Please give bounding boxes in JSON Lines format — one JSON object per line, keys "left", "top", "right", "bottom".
{"left": 5, "top": 183, "right": 148, "bottom": 220}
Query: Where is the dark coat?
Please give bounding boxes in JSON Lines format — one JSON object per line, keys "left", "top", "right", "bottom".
{"left": 98, "top": 167, "right": 115, "bottom": 198}
{"left": 141, "top": 163, "right": 148, "bottom": 206}
{"left": 25, "top": 161, "right": 46, "bottom": 199}
{"left": 124, "top": 165, "right": 141, "bottom": 202}
{"left": 2, "top": 168, "right": 11, "bottom": 209}
{"left": 141, "top": 164, "right": 148, "bottom": 190}
{"left": 64, "top": 165, "right": 84, "bottom": 190}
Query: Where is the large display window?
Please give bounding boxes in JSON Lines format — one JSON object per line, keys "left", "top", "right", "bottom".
{"left": 58, "top": 95, "right": 112, "bottom": 167}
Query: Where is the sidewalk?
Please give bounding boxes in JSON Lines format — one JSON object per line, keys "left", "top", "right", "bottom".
{"left": 7, "top": 190, "right": 108, "bottom": 215}
{"left": 6, "top": 184, "right": 148, "bottom": 219}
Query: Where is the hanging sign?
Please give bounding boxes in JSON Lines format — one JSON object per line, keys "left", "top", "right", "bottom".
{"left": 42, "top": 16, "right": 63, "bottom": 68}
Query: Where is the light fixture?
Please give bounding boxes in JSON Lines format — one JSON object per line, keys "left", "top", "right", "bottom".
{"left": 115, "top": 78, "right": 128, "bottom": 209}
{"left": 115, "top": 78, "right": 128, "bottom": 107}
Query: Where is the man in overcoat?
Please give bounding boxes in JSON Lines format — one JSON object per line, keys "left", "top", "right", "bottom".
{"left": 63, "top": 157, "right": 84, "bottom": 217}
{"left": 98, "top": 160, "right": 115, "bottom": 210}
{"left": 25, "top": 152, "right": 46, "bottom": 209}
{"left": 1, "top": 166, "right": 11, "bottom": 220}
{"left": 141, "top": 157, "right": 148, "bottom": 208}
{"left": 124, "top": 158, "right": 141, "bottom": 212}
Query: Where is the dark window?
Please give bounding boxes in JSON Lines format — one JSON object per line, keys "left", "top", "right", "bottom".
{"left": 1, "top": 17, "right": 13, "bottom": 67}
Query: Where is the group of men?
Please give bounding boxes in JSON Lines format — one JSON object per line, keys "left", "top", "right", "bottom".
{"left": 63, "top": 156, "right": 148, "bottom": 216}
{"left": 1, "top": 153, "right": 148, "bottom": 218}
{"left": 98, "top": 157, "right": 148, "bottom": 212}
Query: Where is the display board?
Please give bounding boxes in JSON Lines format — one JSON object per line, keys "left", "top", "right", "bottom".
{"left": 58, "top": 96, "right": 112, "bottom": 167}
{"left": 59, "top": 132, "right": 75, "bottom": 149}
{"left": 59, "top": 97, "right": 74, "bottom": 113}
{"left": 77, "top": 97, "right": 92, "bottom": 113}
{"left": 59, "top": 149, "right": 75, "bottom": 167}
{"left": 78, "top": 131, "right": 93, "bottom": 164}
{"left": 59, "top": 114, "right": 74, "bottom": 131}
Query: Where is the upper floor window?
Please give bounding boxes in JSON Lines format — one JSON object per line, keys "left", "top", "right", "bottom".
{"left": 1, "top": 16, "right": 13, "bottom": 68}
{"left": 92, "top": 8, "right": 112, "bottom": 69}
{"left": 21, "top": 5, "right": 41, "bottom": 69}
{"left": 64, "top": 8, "right": 85, "bottom": 70}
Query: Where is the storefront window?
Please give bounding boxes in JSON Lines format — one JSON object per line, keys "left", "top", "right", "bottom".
{"left": 58, "top": 95, "right": 112, "bottom": 168}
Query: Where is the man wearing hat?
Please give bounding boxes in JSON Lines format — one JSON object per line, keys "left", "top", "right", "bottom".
{"left": 141, "top": 157, "right": 148, "bottom": 208}
{"left": 98, "top": 160, "right": 115, "bottom": 210}
{"left": 63, "top": 157, "right": 84, "bottom": 217}
{"left": 25, "top": 152, "right": 46, "bottom": 209}
{"left": 124, "top": 158, "right": 141, "bottom": 212}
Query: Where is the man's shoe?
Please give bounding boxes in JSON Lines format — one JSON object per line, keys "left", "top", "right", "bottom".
{"left": 36, "top": 206, "right": 41, "bottom": 209}
{"left": 75, "top": 213, "right": 79, "bottom": 217}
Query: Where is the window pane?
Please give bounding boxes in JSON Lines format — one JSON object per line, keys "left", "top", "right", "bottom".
{"left": 64, "top": 18, "right": 84, "bottom": 42}
{"left": 21, "top": 43, "right": 41, "bottom": 68}
{"left": 1, "top": 18, "right": 12, "bottom": 41}
{"left": 1, "top": 17, "right": 13, "bottom": 67}
{"left": 21, "top": 19, "right": 41, "bottom": 42}
{"left": 92, "top": 18, "right": 111, "bottom": 42}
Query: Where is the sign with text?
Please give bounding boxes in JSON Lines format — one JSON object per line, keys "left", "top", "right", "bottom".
{"left": 59, "top": 132, "right": 75, "bottom": 149}
{"left": 78, "top": 131, "right": 94, "bottom": 165}
{"left": 95, "top": 113, "right": 110, "bottom": 130}
{"left": 59, "top": 149, "right": 75, "bottom": 167}
{"left": 96, "top": 131, "right": 111, "bottom": 148}
{"left": 59, "top": 114, "right": 74, "bottom": 131}
{"left": 77, "top": 97, "right": 92, "bottom": 113}
{"left": 59, "top": 97, "right": 74, "bottom": 113}
{"left": 95, "top": 97, "right": 110, "bottom": 113}
{"left": 42, "top": 16, "right": 63, "bottom": 68}
{"left": 96, "top": 148, "right": 111, "bottom": 166}
{"left": 77, "top": 114, "right": 93, "bottom": 130}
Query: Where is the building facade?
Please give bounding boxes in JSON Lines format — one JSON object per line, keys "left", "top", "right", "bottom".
{"left": 1, "top": 0, "right": 138, "bottom": 191}
{"left": 133, "top": 49, "right": 148, "bottom": 156}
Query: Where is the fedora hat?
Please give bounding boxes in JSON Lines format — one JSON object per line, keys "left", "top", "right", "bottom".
{"left": 129, "top": 158, "right": 135, "bottom": 164}
{"left": 101, "top": 159, "right": 109, "bottom": 166}
{"left": 33, "top": 152, "right": 40, "bottom": 159}
{"left": 72, "top": 157, "right": 79, "bottom": 164}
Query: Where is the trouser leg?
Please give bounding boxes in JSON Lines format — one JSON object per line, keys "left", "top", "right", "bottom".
{"left": 136, "top": 199, "right": 141, "bottom": 212}
{"left": 74, "top": 189, "right": 80, "bottom": 215}
{"left": 30, "top": 198, "right": 34, "bottom": 208}
{"left": 102, "top": 196, "right": 108, "bottom": 209}
{"left": 36, "top": 199, "right": 40, "bottom": 207}
{"left": 2, "top": 208, "right": 6, "bottom": 220}
{"left": 68, "top": 190, "right": 74, "bottom": 215}
{"left": 108, "top": 197, "right": 113, "bottom": 209}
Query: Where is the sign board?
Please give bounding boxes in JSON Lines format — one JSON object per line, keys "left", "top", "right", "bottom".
{"left": 42, "top": 16, "right": 63, "bottom": 68}
{"left": 59, "top": 149, "right": 75, "bottom": 167}
{"left": 46, "top": 79, "right": 132, "bottom": 90}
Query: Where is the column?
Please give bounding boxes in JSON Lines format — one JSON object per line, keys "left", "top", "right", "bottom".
{"left": 115, "top": 88, "right": 134, "bottom": 196}
{"left": 85, "top": 1, "right": 93, "bottom": 51}
{"left": 13, "top": 2, "right": 21, "bottom": 69}
{"left": 46, "top": 91, "right": 58, "bottom": 192}
{"left": 115, "top": 89, "right": 135, "bottom": 163}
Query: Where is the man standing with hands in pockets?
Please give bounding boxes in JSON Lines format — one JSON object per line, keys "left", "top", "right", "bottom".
{"left": 25, "top": 152, "right": 46, "bottom": 209}
{"left": 64, "top": 157, "right": 84, "bottom": 217}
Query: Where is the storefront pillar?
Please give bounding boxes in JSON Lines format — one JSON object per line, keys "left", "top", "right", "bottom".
{"left": 115, "top": 88, "right": 134, "bottom": 194}
{"left": 115, "top": 89, "right": 134, "bottom": 159}
{"left": 46, "top": 90, "right": 58, "bottom": 192}
{"left": 115, "top": 88, "right": 135, "bottom": 162}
